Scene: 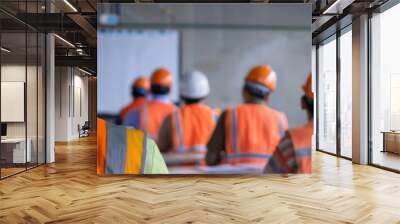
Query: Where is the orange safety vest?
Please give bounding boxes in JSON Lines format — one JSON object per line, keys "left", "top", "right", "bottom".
{"left": 119, "top": 97, "right": 147, "bottom": 121}
{"left": 97, "top": 118, "right": 148, "bottom": 175}
{"left": 139, "top": 101, "right": 176, "bottom": 140}
{"left": 225, "top": 104, "right": 288, "bottom": 166}
{"left": 288, "top": 121, "right": 313, "bottom": 173}
{"left": 170, "top": 104, "right": 216, "bottom": 156}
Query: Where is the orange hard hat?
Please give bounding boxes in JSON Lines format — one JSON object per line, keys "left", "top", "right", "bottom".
{"left": 151, "top": 68, "right": 173, "bottom": 87}
{"left": 245, "top": 65, "right": 277, "bottom": 92}
{"left": 132, "top": 76, "right": 150, "bottom": 91}
{"left": 303, "top": 73, "right": 313, "bottom": 99}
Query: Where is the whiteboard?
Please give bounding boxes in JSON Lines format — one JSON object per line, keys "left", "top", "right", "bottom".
{"left": 1, "top": 82, "right": 25, "bottom": 122}
{"left": 97, "top": 30, "right": 179, "bottom": 114}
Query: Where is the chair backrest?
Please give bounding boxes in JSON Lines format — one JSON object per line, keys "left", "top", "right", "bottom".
{"left": 82, "top": 121, "right": 90, "bottom": 129}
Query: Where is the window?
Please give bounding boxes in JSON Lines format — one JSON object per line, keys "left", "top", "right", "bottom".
{"left": 370, "top": 3, "right": 400, "bottom": 171}
{"left": 339, "top": 28, "right": 352, "bottom": 158}
{"left": 317, "top": 36, "right": 337, "bottom": 154}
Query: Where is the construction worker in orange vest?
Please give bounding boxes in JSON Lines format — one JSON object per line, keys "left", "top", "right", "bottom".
{"left": 158, "top": 70, "right": 216, "bottom": 165}
{"left": 264, "top": 74, "right": 313, "bottom": 174}
{"left": 206, "top": 64, "right": 288, "bottom": 168}
{"left": 97, "top": 118, "right": 168, "bottom": 175}
{"left": 117, "top": 76, "right": 150, "bottom": 124}
{"left": 124, "top": 68, "right": 176, "bottom": 141}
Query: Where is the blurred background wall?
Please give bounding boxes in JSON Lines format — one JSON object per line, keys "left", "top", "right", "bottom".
{"left": 98, "top": 4, "right": 311, "bottom": 127}
{"left": 180, "top": 29, "right": 310, "bottom": 127}
{"left": 98, "top": 30, "right": 179, "bottom": 115}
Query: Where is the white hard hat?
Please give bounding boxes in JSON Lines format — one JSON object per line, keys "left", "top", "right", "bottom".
{"left": 180, "top": 70, "right": 210, "bottom": 99}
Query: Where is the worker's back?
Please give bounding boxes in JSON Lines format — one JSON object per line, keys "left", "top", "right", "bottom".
{"left": 119, "top": 76, "right": 151, "bottom": 124}
{"left": 119, "top": 97, "right": 147, "bottom": 121}
{"left": 171, "top": 104, "right": 216, "bottom": 153}
{"left": 145, "top": 100, "right": 176, "bottom": 139}
{"left": 264, "top": 120, "right": 313, "bottom": 174}
{"left": 129, "top": 67, "right": 176, "bottom": 140}
{"left": 264, "top": 73, "right": 314, "bottom": 174}
{"left": 224, "top": 103, "right": 288, "bottom": 166}
{"left": 124, "top": 100, "right": 176, "bottom": 140}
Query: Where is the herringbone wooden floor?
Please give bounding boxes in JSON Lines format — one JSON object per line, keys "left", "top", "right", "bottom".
{"left": 1, "top": 136, "right": 400, "bottom": 223}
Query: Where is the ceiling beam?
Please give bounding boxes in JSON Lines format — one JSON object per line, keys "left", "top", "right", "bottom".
{"left": 55, "top": 55, "right": 96, "bottom": 73}
{"left": 67, "top": 13, "right": 97, "bottom": 39}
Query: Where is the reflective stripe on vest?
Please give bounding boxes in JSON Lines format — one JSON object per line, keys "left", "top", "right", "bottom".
{"left": 226, "top": 153, "right": 271, "bottom": 160}
{"left": 141, "top": 105, "right": 149, "bottom": 135}
{"left": 174, "top": 111, "right": 185, "bottom": 153}
{"left": 97, "top": 118, "right": 147, "bottom": 175}
{"left": 277, "top": 113, "right": 285, "bottom": 138}
{"left": 295, "top": 148, "right": 311, "bottom": 157}
{"left": 140, "top": 131, "right": 148, "bottom": 174}
{"left": 140, "top": 101, "right": 176, "bottom": 140}
{"left": 231, "top": 108, "right": 238, "bottom": 153}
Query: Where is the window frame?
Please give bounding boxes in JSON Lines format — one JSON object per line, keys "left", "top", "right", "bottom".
{"left": 315, "top": 20, "right": 353, "bottom": 160}
{"left": 367, "top": 0, "right": 400, "bottom": 173}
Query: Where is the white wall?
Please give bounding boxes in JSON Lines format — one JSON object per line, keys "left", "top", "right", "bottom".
{"left": 1, "top": 65, "right": 41, "bottom": 138}
{"left": 1, "top": 64, "right": 46, "bottom": 163}
{"left": 181, "top": 29, "right": 311, "bottom": 127}
{"left": 55, "top": 67, "right": 70, "bottom": 141}
{"left": 55, "top": 67, "right": 89, "bottom": 141}
{"left": 1, "top": 66, "right": 26, "bottom": 135}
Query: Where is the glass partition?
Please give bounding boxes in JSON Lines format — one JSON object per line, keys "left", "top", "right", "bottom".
{"left": 0, "top": 2, "right": 46, "bottom": 179}
{"left": 1, "top": 30, "right": 28, "bottom": 177}
{"left": 317, "top": 36, "right": 337, "bottom": 154}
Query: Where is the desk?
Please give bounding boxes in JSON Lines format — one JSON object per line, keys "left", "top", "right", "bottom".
{"left": 168, "top": 165, "right": 264, "bottom": 174}
{"left": 1, "top": 138, "right": 31, "bottom": 164}
{"left": 164, "top": 154, "right": 265, "bottom": 174}
{"left": 163, "top": 153, "right": 204, "bottom": 166}
{"left": 382, "top": 131, "right": 400, "bottom": 154}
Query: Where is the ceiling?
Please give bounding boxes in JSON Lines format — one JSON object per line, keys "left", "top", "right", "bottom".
{"left": 104, "top": 3, "right": 310, "bottom": 28}
{"left": 0, "top": 0, "right": 97, "bottom": 73}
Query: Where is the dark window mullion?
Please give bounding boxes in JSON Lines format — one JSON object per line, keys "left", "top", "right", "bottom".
{"left": 25, "top": 0, "right": 28, "bottom": 171}
{"left": 316, "top": 44, "right": 320, "bottom": 151}
{"left": 36, "top": 0, "right": 39, "bottom": 167}
{"left": 367, "top": 11, "right": 373, "bottom": 165}
{"left": 336, "top": 27, "right": 341, "bottom": 157}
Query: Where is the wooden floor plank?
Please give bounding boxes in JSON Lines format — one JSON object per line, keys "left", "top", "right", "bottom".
{"left": 0, "top": 136, "right": 399, "bottom": 223}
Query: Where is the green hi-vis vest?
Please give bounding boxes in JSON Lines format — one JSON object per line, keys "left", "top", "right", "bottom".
{"left": 97, "top": 118, "right": 168, "bottom": 175}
